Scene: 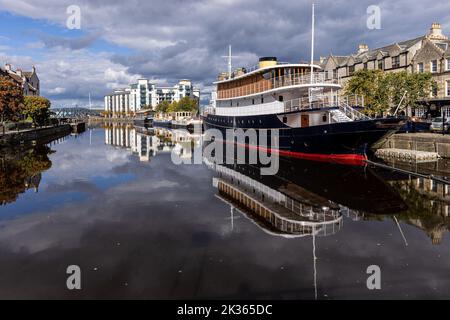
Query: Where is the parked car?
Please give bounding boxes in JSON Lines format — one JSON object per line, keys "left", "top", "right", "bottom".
{"left": 430, "top": 117, "right": 450, "bottom": 132}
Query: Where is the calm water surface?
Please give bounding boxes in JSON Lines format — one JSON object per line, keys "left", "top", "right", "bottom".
{"left": 0, "top": 124, "right": 449, "bottom": 299}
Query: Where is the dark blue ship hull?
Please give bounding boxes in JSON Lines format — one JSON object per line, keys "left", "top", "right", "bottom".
{"left": 203, "top": 113, "right": 404, "bottom": 165}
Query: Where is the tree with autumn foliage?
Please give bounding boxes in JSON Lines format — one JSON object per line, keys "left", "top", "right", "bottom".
{"left": 0, "top": 76, "right": 24, "bottom": 124}
{"left": 22, "top": 96, "right": 51, "bottom": 126}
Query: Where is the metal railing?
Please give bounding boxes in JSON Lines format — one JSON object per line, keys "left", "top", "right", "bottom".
{"left": 284, "top": 94, "right": 339, "bottom": 113}
{"left": 339, "top": 104, "right": 371, "bottom": 121}
{"left": 241, "top": 62, "right": 292, "bottom": 74}
{"left": 272, "top": 72, "right": 339, "bottom": 88}
{"left": 217, "top": 72, "right": 340, "bottom": 99}
{"left": 205, "top": 94, "right": 371, "bottom": 121}
{"left": 284, "top": 94, "right": 372, "bottom": 120}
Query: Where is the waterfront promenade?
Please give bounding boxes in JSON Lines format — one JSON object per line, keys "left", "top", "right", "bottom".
{"left": 0, "top": 123, "right": 81, "bottom": 147}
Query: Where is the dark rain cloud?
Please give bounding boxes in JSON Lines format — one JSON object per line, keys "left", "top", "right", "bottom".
{"left": 2, "top": 0, "right": 450, "bottom": 105}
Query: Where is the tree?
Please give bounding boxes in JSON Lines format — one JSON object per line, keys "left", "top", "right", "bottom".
{"left": 167, "top": 100, "right": 179, "bottom": 113}
{"left": 177, "top": 96, "right": 199, "bottom": 113}
{"left": 22, "top": 96, "right": 51, "bottom": 126}
{"left": 0, "top": 76, "right": 24, "bottom": 125}
{"left": 345, "top": 70, "right": 435, "bottom": 116}
{"left": 386, "top": 71, "right": 435, "bottom": 113}
{"left": 155, "top": 100, "right": 171, "bottom": 114}
{"left": 344, "top": 69, "right": 386, "bottom": 115}
{"left": 155, "top": 97, "right": 199, "bottom": 115}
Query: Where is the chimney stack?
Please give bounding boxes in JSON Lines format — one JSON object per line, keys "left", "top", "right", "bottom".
{"left": 427, "top": 22, "right": 448, "bottom": 40}
{"left": 357, "top": 44, "right": 369, "bottom": 55}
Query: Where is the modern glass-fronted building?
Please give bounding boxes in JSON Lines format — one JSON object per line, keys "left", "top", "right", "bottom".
{"left": 104, "top": 79, "right": 200, "bottom": 117}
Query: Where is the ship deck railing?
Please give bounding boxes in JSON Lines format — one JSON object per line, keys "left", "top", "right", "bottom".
{"left": 284, "top": 94, "right": 371, "bottom": 120}
{"left": 241, "top": 61, "right": 292, "bottom": 74}
{"left": 217, "top": 72, "right": 340, "bottom": 100}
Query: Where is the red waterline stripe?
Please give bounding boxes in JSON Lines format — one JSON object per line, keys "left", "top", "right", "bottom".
{"left": 218, "top": 140, "right": 367, "bottom": 166}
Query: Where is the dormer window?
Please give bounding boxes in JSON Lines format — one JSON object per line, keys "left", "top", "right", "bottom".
{"left": 378, "top": 59, "right": 384, "bottom": 70}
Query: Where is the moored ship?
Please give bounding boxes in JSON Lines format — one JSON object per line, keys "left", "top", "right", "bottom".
{"left": 203, "top": 56, "right": 404, "bottom": 165}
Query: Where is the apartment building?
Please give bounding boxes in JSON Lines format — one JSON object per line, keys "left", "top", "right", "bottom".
{"left": 104, "top": 79, "right": 200, "bottom": 117}
{"left": 320, "top": 23, "right": 450, "bottom": 118}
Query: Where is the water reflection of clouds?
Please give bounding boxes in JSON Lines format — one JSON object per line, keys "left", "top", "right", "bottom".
{"left": 44, "top": 134, "right": 132, "bottom": 185}
{"left": 1, "top": 131, "right": 450, "bottom": 299}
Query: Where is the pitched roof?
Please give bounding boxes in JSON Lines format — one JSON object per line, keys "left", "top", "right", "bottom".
{"left": 330, "top": 35, "right": 427, "bottom": 68}
{"left": 8, "top": 73, "right": 23, "bottom": 83}
{"left": 333, "top": 56, "right": 349, "bottom": 65}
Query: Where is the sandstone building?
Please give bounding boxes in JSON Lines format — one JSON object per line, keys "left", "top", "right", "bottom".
{"left": 320, "top": 23, "right": 450, "bottom": 118}
{"left": 0, "top": 63, "right": 40, "bottom": 96}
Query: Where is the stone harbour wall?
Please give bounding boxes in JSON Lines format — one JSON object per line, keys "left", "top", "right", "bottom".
{"left": 382, "top": 133, "right": 450, "bottom": 158}
{"left": 0, "top": 124, "right": 72, "bottom": 148}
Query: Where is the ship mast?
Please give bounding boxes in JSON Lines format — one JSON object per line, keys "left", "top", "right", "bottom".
{"left": 222, "top": 45, "right": 239, "bottom": 79}
{"left": 310, "top": 3, "right": 315, "bottom": 83}
{"left": 309, "top": 3, "right": 316, "bottom": 106}
{"left": 228, "top": 45, "right": 232, "bottom": 79}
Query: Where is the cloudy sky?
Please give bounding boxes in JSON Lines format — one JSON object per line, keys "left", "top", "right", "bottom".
{"left": 1, "top": 0, "right": 450, "bottom": 108}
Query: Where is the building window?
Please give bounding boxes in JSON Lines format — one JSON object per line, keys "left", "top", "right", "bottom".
{"left": 447, "top": 58, "right": 450, "bottom": 71}
{"left": 447, "top": 81, "right": 450, "bottom": 96}
{"left": 431, "top": 60, "right": 438, "bottom": 73}
{"left": 278, "top": 96, "right": 284, "bottom": 102}
{"left": 431, "top": 181, "right": 438, "bottom": 193}
{"left": 432, "top": 85, "right": 438, "bottom": 97}
{"left": 363, "top": 62, "right": 368, "bottom": 70}
{"left": 348, "top": 65, "right": 355, "bottom": 75}
{"left": 417, "top": 63, "right": 424, "bottom": 73}
{"left": 378, "top": 59, "right": 384, "bottom": 70}
{"left": 392, "top": 56, "right": 400, "bottom": 68}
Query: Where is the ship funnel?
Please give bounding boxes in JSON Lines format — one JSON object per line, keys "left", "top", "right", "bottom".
{"left": 259, "top": 57, "right": 277, "bottom": 69}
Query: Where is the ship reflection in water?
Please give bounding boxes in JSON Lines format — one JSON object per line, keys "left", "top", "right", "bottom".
{"left": 0, "top": 124, "right": 450, "bottom": 299}
{"left": 104, "top": 124, "right": 450, "bottom": 245}
{"left": 205, "top": 158, "right": 343, "bottom": 239}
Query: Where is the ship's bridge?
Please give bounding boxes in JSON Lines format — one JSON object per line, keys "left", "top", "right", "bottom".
{"left": 214, "top": 57, "right": 340, "bottom": 101}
